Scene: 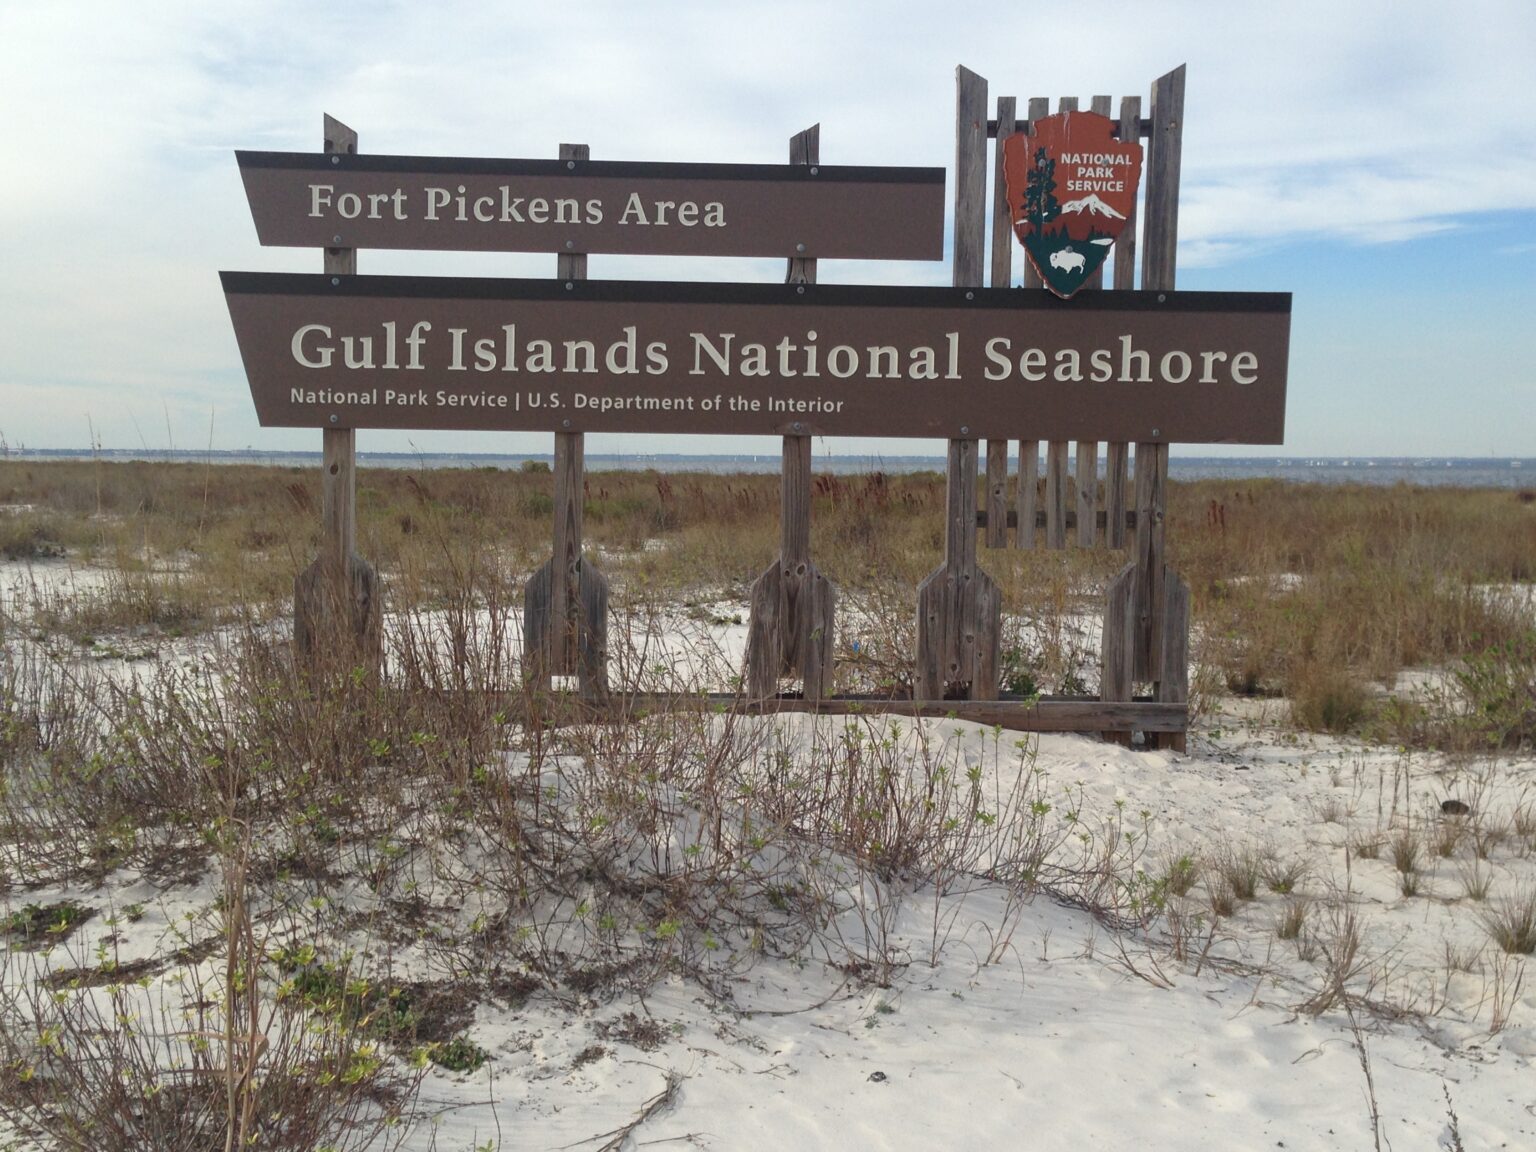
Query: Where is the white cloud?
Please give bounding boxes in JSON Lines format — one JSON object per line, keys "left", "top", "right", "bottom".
{"left": 1, "top": 0, "right": 1533, "bottom": 452}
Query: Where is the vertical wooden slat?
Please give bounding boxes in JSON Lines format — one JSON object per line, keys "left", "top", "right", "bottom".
{"left": 1100, "top": 561, "right": 1136, "bottom": 743}
{"left": 1158, "top": 566, "right": 1191, "bottom": 752}
{"left": 1141, "top": 66, "right": 1184, "bottom": 293}
{"left": 1021, "top": 97, "right": 1049, "bottom": 290}
{"left": 985, "top": 440, "right": 1008, "bottom": 549}
{"left": 1132, "top": 441, "right": 1169, "bottom": 681}
{"left": 1113, "top": 96, "right": 1142, "bottom": 292}
{"left": 1076, "top": 441, "right": 1098, "bottom": 547}
{"left": 1016, "top": 440, "right": 1038, "bottom": 550}
{"left": 989, "top": 96, "right": 1017, "bottom": 290}
{"left": 1045, "top": 440, "right": 1068, "bottom": 549}
{"left": 1105, "top": 442, "right": 1129, "bottom": 549}
{"left": 1135, "top": 66, "right": 1183, "bottom": 705}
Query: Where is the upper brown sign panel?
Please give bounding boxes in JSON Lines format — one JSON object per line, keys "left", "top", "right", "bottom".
{"left": 237, "top": 152, "right": 946, "bottom": 260}
{"left": 221, "top": 273, "right": 1291, "bottom": 444}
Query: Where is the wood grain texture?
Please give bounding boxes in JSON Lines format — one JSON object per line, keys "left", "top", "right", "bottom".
{"left": 1100, "top": 561, "right": 1136, "bottom": 741}
{"left": 524, "top": 142, "right": 608, "bottom": 697}
{"left": 295, "top": 115, "right": 380, "bottom": 673}
{"left": 746, "top": 126, "right": 836, "bottom": 701}
{"left": 1114, "top": 96, "right": 1142, "bottom": 292}
{"left": 916, "top": 439, "right": 1000, "bottom": 699}
{"left": 1046, "top": 440, "right": 1068, "bottom": 549}
{"left": 1156, "top": 565, "right": 1191, "bottom": 751}
{"left": 747, "top": 435, "right": 835, "bottom": 700}
{"left": 985, "top": 439, "right": 1008, "bottom": 549}
{"left": 953, "top": 67, "right": 988, "bottom": 289}
{"left": 1016, "top": 440, "right": 1038, "bottom": 550}
{"left": 1141, "top": 66, "right": 1184, "bottom": 293}
{"left": 1105, "top": 442, "right": 1130, "bottom": 549}
{"left": 1076, "top": 441, "right": 1098, "bottom": 548}
{"left": 914, "top": 69, "right": 1000, "bottom": 701}
{"left": 1132, "top": 441, "right": 1169, "bottom": 681}
{"left": 508, "top": 692, "right": 1187, "bottom": 735}
{"left": 989, "top": 96, "right": 1017, "bottom": 290}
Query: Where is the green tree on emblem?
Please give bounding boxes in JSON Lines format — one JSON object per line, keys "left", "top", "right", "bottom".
{"left": 1024, "top": 146, "right": 1061, "bottom": 232}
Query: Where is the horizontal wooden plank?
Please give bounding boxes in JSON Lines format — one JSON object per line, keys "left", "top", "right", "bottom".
{"left": 508, "top": 691, "right": 1187, "bottom": 734}
{"left": 977, "top": 508, "right": 1138, "bottom": 532}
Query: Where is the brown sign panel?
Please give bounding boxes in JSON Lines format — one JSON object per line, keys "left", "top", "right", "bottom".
{"left": 237, "top": 152, "right": 946, "bottom": 261}
{"left": 221, "top": 273, "right": 1290, "bottom": 444}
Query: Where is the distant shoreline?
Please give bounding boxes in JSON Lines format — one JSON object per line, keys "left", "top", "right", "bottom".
{"left": 4, "top": 448, "right": 1533, "bottom": 488}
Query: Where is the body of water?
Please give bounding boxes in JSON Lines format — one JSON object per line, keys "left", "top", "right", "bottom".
{"left": 7, "top": 449, "right": 1534, "bottom": 489}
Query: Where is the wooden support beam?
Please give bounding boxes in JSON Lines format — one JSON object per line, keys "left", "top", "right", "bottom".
{"left": 524, "top": 142, "right": 608, "bottom": 698}
{"left": 916, "top": 66, "right": 1000, "bottom": 700}
{"left": 293, "top": 114, "right": 380, "bottom": 674}
{"left": 520, "top": 693, "right": 1188, "bottom": 736}
{"left": 746, "top": 124, "right": 836, "bottom": 701}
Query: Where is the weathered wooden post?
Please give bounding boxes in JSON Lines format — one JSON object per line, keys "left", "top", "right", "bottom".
{"left": 915, "top": 66, "right": 1001, "bottom": 701}
{"left": 523, "top": 144, "right": 610, "bottom": 700}
{"left": 292, "top": 114, "right": 382, "bottom": 673}
{"left": 745, "top": 128, "right": 838, "bottom": 702}
{"left": 1101, "top": 66, "right": 1191, "bottom": 750}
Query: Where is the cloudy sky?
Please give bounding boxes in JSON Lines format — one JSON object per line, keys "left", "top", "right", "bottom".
{"left": 2, "top": 1, "right": 1532, "bottom": 459}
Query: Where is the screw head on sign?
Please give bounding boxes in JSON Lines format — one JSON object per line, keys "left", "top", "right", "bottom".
{"left": 329, "top": 414, "right": 338, "bottom": 424}
{"left": 565, "top": 282, "right": 574, "bottom": 291}
{"left": 796, "top": 243, "right": 806, "bottom": 253}
{"left": 330, "top": 277, "right": 340, "bottom": 286}
{"left": 562, "top": 419, "right": 571, "bottom": 428}
{"left": 965, "top": 291, "right": 974, "bottom": 301}
{"left": 331, "top": 155, "right": 340, "bottom": 165}
{"left": 792, "top": 422, "right": 803, "bottom": 433}
{"left": 332, "top": 234, "right": 342, "bottom": 244}
{"left": 809, "top": 166, "right": 819, "bottom": 175}
{"left": 1152, "top": 428, "right": 1161, "bottom": 437}
{"left": 796, "top": 285, "right": 805, "bottom": 295}
{"left": 565, "top": 240, "right": 574, "bottom": 250}
{"left": 1157, "top": 293, "right": 1167, "bottom": 303}
{"left": 567, "top": 160, "right": 575, "bottom": 170}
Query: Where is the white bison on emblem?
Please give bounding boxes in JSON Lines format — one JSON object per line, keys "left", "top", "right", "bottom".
{"left": 1049, "top": 247, "right": 1086, "bottom": 274}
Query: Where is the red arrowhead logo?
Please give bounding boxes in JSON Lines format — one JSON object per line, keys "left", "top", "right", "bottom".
{"left": 1003, "top": 111, "right": 1142, "bottom": 299}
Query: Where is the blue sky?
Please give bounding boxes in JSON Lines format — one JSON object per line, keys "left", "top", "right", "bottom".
{"left": 1, "top": 1, "right": 1532, "bottom": 458}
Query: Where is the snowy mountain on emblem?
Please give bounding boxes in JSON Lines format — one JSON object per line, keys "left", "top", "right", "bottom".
{"left": 1058, "top": 194, "right": 1126, "bottom": 220}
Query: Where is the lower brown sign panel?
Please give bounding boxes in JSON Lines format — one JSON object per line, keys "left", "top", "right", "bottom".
{"left": 221, "top": 274, "right": 1290, "bottom": 444}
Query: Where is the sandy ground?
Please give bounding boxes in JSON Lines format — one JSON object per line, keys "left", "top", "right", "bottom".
{"left": 2, "top": 563, "right": 1533, "bottom": 1150}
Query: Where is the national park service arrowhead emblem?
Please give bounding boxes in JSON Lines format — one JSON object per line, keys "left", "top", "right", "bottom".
{"left": 1003, "top": 111, "right": 1142, "bottom": 299}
